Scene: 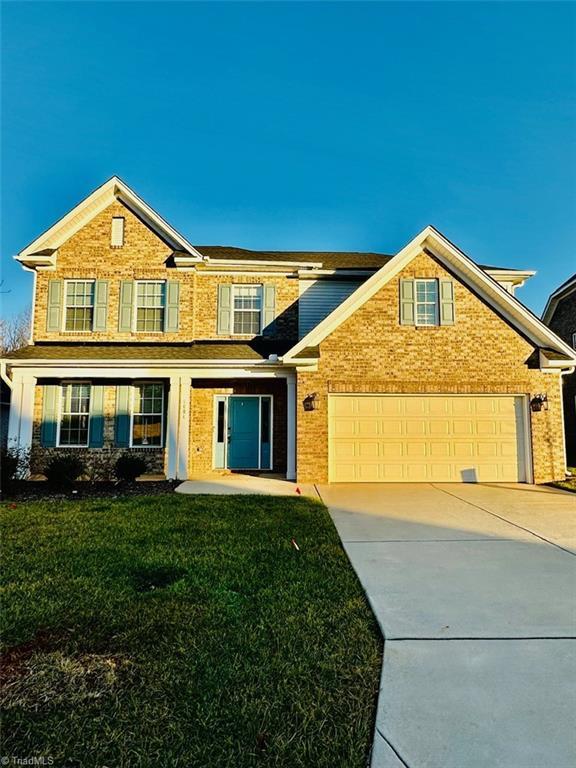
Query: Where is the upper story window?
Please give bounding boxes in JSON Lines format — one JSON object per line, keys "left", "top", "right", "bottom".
{"left": 232, "top": 285, "right": 262, "bottom": 334}
{"left": 400, "top": 278, "right": 455, "bottom": 327}
{"left": 135, "top": 281, "right": 165, "bottom": 333}
{"left": 131, "top": 382, "right": 164, "bottom": 447}
{"left": 64, "top": 280, "right": 95, "bottom": 332}
{"left": 111, "top": 217, "right": 125, "bottom": 247}
{"left": 58, "top": 382, "right": 91, "bottom": 447}
{"left": 415, "top": 279, "right": 439, "bottom": 326}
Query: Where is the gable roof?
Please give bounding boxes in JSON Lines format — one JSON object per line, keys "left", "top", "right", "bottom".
{"left": 542, "top": 274, "right": 576, "bottom": 325}
{"left": 17, "top": 176, "right": 205, "bottom": 268}
{"left": 284, "top": 225, "right": 576, "bottom": 367}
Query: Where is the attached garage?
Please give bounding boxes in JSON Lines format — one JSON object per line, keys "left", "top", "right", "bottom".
{"left": 328, "top": 394, "right": 530, "bottom": 483}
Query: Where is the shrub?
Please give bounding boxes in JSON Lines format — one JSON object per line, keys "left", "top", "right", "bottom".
{"left": 1, "top": 444, "right": 30, "bottom": 494}
{"left": 114, "top": 454, "right": 148, "bottom": 482}
{"left": 44, "top": 455, "right": 86, "bottom": 490}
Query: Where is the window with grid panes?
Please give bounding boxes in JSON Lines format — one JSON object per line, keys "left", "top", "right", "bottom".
{"left": 232, "top": 285, "right": 262, "bottom": 334}
{"left": 414, "top": 279, "right": 439, "bottom": 326}
{"left": 132, "top": 383, "right": 164, "bottom": 446}
{"left": 58, "top": 383, "right": 91, "bottom": 446}
{"left": 64, "top": 281, "right": 94, "bottom": 331}
{"left": 136, "top": 282, "right": 165, "bottom": 332}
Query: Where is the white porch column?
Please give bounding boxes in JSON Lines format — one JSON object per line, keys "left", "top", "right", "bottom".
{"left": 166, "top": 376, "right": 191, "bottom": 481}
{"left": 177, "top": 376, "right": 191, "bottom": 480}
{"left": 286, "top": 372, "right": 296, "bottom": 481}
{"left": 166, "top": 376, "right": 180, "bottom": 480}
{"left": 7, "top": 374, "right": 36, "bottom": 457}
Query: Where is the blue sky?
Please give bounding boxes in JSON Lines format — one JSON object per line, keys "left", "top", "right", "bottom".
{"left": 2, "top": 1, "right": 575, "bottom": 319}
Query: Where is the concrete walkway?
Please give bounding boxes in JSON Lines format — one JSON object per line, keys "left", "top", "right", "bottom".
{"left": 176, "top": 474, "right": 318, "bottom": 498}
{"left": 318, "top": 483, "right": 576, "bottom": 768}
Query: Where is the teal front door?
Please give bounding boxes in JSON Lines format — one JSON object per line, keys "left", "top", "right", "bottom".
{"left": 228, "top": 397, "right": 260, "bottom": 469}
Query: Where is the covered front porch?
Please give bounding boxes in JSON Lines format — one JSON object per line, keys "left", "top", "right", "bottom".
{"left": 6, "top": 363, "right": 296, "bottom": 482}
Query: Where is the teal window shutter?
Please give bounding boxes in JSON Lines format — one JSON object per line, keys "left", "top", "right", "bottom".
{"left": 399, "top": 279, "right": 415, "bottom": 325}
{"left": 164, "top": 280, "right": 180, "bottom": 332}
{"left": 439, "top": 279, "right": 455, "bottom": 325}
{"left": 217, "top": 285, "right": 232, "bottom": 334}
{"left": 262, "top": 285, "right": 276, "bottom": 336}
{"left": 88, "top": 385, "right": 105, "bottom": 447}
{"left": 46, "top": 280, "right": 63, "bottom": 331}
{"left": 41, "top": 384, "right": 59, "bottom": 447}
{"left": 93, "top": 281, "right": 109, "bottom": 332}
{"left": 115, "top": 385, "right": 131, "bottom": 447}
{"left": 118, "top": 281, "right": 134, "bottom": 332}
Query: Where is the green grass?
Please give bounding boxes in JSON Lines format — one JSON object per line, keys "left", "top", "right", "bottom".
{"left": 549, "top": 467, "right": 576, "bottom": 493}
{"left": 0, "top": 494, "right": 382, "bottom": 767}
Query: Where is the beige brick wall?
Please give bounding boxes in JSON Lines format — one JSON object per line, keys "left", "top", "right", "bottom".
{"left": 188, "top": 379, "right": 287, "bottom": 476}
{"left": 34, "top": 201, "right": 298, "bottom": 344}
{"left": 30, "top": 383, "right": 165, "bottom": 476}
{"left": 296, "top": 251, "right": 566, "bottom": 484}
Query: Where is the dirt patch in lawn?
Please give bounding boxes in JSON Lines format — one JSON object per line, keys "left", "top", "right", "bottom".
{"left": 1, "top": 633, "right": 131, "bottom": 711}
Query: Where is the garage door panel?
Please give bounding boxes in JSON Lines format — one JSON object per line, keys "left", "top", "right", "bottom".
{"left": 329, "top": 395, "right": 527, "bottom": 483}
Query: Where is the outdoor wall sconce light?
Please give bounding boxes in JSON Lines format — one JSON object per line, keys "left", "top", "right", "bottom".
{"left": 530, "top": 393, "right": 548, "bottom": 412}
{"left": 303, "top": 393, "right": 319, "bottom": 412}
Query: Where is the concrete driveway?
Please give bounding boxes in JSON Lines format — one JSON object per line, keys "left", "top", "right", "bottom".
{"left": 318, "top": 483, "right": 576, "bottom": 768}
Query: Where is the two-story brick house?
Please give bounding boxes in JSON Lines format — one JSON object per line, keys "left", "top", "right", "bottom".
{"left": 4, "top": 177, "right": 575, "bottom": 484}
{"left": 542, "top": 275, "right": 576, "bottom": 466}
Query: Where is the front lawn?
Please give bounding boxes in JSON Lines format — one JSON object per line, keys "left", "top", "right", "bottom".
{"left": 1, "top": 494, "right": 381, "bottom": 767}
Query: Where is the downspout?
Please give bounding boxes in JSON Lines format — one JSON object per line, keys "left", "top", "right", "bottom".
{"left": 0, "top": 361, "right": 12, "bottom": 390}
{"left": 559, "top": 366, "right": 575, "bottom": 477}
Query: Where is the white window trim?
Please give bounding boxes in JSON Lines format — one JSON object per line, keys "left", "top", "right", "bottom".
{"left": 212, "top": 394, "right": 273, "bottom": 470}
{"left": 133, "top": 280, "right": 166, "bottom": 334}
{"left": 129, "top": 381, "right": 165, "bottom": 448}
{"left": 56, "top": 381, "right": 91, "bottom": 448}
{"left": 231, "top": 284, "right": 263, "bottom": 336}
{"left": 62, "top": 279, "right": 95, "bottom": 333}
{"left": 414, "top": 278, "right": 440, "bottom": 327}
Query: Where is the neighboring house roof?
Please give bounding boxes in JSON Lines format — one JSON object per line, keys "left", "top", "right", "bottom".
{"left": 542, "top": 273, "right": 576, "bottom": 325}
{"left": 5, "top": 340, "right": 293, "bottom": 364}
{"left": 284, "top": 225, "right": 576, "bottom": 367}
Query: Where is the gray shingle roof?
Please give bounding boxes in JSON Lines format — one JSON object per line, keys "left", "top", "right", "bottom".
{"left": 6, "top": 341, "right": 293, "bottom": 362}
{"left": 196, "top": 246, "right": 393, "bottom": 270}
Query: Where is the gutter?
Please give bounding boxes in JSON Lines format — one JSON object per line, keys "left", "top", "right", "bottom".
{"left": 3, "top": 358, "right": 296, "bottom": 369}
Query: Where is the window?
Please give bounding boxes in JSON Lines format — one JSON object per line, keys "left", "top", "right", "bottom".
{"left": 415, "top": 279, "right": 439, "bottom": 326}
{"left": 111, "top": 217, "right": 125, "bottom": 247}
{"left": 58, "top": 383, "right": 90, "bottom": 446}
{"left": 64, "top": 281, "right": 94, "bottom": 331}
{"left": 572, "top": 331, "right": 576, "bottom": 350}
{"left": 136, "top": 281, "right": 165, "bottom": 332}
{"left": 131, "top": 383, "right": 164, "bottom": 446}
{"left": 232, "top": 285, "right": 262, "bottom": 334}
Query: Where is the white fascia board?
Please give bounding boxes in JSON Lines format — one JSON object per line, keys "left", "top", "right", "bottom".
{"left": 17, "top": 176, "right": 205, "bottom": 265}
{"left": 8, "top": 365, "right": 295, "bottom": 380}
{"left": 4, "top": 358, "right": 287, "bottom": 369}
{"left": 284, "top": 225, "right": 576, "bottom": 363}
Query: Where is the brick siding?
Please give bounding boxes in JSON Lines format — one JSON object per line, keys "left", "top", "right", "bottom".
{"left": 296, "top": 251, "right": 566, "bottom": 484}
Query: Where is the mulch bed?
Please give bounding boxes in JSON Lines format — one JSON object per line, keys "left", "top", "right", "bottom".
{"left": 2, "top": 480, "right": 177, "bottom": 502}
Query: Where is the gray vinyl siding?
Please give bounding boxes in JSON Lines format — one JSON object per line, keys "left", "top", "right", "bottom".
{"left": 298, "top": 279, "right": 362, "bottom": 339}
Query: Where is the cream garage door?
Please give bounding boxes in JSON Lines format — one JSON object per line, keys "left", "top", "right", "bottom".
{"left": 328, "top": 395, "right": 528, "bottom": 483}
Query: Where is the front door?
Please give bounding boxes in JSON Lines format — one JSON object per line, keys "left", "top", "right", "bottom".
{"left": 228, "top": 397, "right": 260, "bottom": 469}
